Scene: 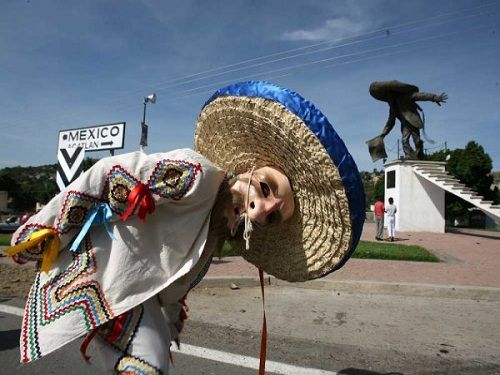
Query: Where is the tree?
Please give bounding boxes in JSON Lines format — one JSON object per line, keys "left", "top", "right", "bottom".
{"left": 427, "top": 141, "right": 498, "bottom": 221}
{"left": 0, "top": 157, "right": 98, "bottom": 211}
{"left": 0, "top": 171, "right": 21, "bottom": 210}
{"left": 361, "top": 169, "right": 385, "bottom": 208}
{"left": 373, "top": 175, "right": 385, "bottom": 201}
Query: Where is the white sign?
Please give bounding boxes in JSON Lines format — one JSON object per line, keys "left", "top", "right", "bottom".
{"left": 56, "top": 147, "right": 85, "bottom": 191}
{"left": 58, "top": 122, "right": 126, "bottom": 152}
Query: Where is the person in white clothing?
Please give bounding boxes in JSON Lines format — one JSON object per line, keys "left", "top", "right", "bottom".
{"left": 385, "top": 197, "right": 397, "bottom": 241}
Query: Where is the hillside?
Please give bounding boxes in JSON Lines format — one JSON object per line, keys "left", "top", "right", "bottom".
{"left": 1, "top": 160, "right": 498, "bottom": 212}
{"left": 0, "top": 158, "right": 97, "bottom": 211}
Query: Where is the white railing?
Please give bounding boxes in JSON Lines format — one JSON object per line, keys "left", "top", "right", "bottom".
{"left": 413, "top": 165, "right": 500, "bottom": 221}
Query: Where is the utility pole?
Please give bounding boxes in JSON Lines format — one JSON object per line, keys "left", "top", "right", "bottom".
{"left": 140, "top": 93, "right": 157, "bottom": 152}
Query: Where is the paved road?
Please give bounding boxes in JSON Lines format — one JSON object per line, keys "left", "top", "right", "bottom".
{"left": 2, "top": 284, "right": 500, "bottom": 375}
{"left": 1, "top": 224, "right": 499, "bottom": 374}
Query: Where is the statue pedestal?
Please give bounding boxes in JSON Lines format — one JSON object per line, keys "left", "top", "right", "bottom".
{"left": 384, "top": 159, "right": 445, "bottom": 233}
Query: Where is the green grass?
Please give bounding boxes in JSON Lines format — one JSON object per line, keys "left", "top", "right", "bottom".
{"left": 217, "top": 241, "right": 238, "bottom": 258}
{"left": 352, "top": 240, "right": 440, "bottom": 262}
{"left": 0, "top": 233, "right": 12, "bottom": 246}
{"left": 1, "top": 234, "right": 440, "bottom": 262}
{"left": 216, "top": 239, "right": 440, "bottom": 263}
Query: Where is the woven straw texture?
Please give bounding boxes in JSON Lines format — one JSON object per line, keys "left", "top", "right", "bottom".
{"left": 195, "top": 95, "right": 352, "bottom": 282}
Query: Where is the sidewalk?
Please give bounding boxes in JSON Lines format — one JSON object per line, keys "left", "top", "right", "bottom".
{"left": 2, "top": 223, "right": 499, "bottom": 294}
{"left": 205, "top": 223, "right": 500, "bottom": 292}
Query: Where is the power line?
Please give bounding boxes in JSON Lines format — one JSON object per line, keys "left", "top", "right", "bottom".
{"left": 94, "top": 7, "right": 499, "bottom": 114}
{"left": 0, "top": 21, "right": 495, "bottom": 135}
{"left": 152, "top": 7, "right": 498, "bottom": 92}
{"left": 1, "top": 7, "right": 499, "bottom": 133}
{"left": 108, "top": 0, "right": 500, "bottom": 100}
{"left": 172, "top": 23, "right": 493, "bottom": 99}
{"left": 97, "top": 20, "right": 497, "bottom": 107}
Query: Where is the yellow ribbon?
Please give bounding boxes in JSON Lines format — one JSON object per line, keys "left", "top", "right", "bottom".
{"left": 5, "top": 229, "right": 61, "bottom": 273}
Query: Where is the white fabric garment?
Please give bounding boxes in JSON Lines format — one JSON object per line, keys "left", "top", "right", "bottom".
{"left": 10, "top": 148, "right": 225, "bottom": 364}
{"left": 90, "top": 296, "right": 172, "bottom": 374}
{"left": 386, "top": 204, "right": 397, "bottom": 218}
{"left": 386, "top": 203, "right": 397, "bottom": 238}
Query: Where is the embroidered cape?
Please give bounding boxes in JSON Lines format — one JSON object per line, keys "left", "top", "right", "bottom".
{"left": 10, "top": 148, "right": 225, "bottom": 363}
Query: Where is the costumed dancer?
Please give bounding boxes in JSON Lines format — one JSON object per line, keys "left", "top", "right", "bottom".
{"left": 5, "top": 81, "right": 365, "bottom": 374}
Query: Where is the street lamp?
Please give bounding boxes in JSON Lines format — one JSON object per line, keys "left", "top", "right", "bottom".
{"left": 140, "top": 93, "right": 157, "bottom": 151}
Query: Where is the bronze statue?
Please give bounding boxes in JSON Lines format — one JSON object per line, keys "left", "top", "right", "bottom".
{"left": 368, "top": 80, "right": 447, "bottom": 161}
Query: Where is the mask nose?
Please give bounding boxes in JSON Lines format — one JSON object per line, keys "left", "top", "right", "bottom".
{"left": 248, "top": 197, "right": 283, "bottom": 224}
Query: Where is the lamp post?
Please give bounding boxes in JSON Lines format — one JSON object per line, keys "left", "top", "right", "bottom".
{"left": 140, "top": 93, "right": 157, "bottom": 152}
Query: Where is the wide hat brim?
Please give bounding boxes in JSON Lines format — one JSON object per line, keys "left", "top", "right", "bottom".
{"left": 195, "top": 81, "right": 365, "bottom": 282}
{"left": 369, "top": 80, "right": 419, "bottom": 102}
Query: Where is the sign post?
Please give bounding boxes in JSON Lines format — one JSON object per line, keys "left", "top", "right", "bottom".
{"left": 56, "top": 122, "right": 126, "bottom": 191}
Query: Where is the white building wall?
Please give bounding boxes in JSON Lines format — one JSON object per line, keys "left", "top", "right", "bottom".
{"left": 384, "top": 160, "right": 445, "bottom": 233}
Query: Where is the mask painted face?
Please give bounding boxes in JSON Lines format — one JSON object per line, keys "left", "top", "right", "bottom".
{"left": 230, "top": 166, "right": 295, "bottom": 227}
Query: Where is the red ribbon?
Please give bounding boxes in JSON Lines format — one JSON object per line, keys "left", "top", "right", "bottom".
{"left": 258, "top": 269, "right": 267, "bottom": 375}
{"left": 80, "top": 328, "right": 98, "bottom": 362}
{"left": 107, "top": 313, "right": 128, "bottom": 343}
{"left": 79, "top": 312, "right": 128, "bottom": 362}
{"left": 120, "top": 182, "right": 156, "bottom": 222}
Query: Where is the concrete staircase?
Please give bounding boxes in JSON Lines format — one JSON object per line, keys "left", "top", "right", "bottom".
{"left": 412, "top": 163, "right": 500, "bottom": 221}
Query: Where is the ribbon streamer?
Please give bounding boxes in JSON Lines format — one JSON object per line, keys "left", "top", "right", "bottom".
{"left": 5, "top": 228, "right": 61, "bottom": 273}
{"left": 69, "top": 203, "right": 115, "bottom": 252}
{"left": 258, "top": 269, "right": 267, "bottom": 375}
{"left": 80, "top": 328, "right": 98, "bottom": 363}
{"left": 80, "top": 311, "right": 126, "bottom": 363}
{"left": 106, "top": 313, "right": 128, "bottom": 343}
{"left": 120, "top": 182, "right": 156, "bottom": 222}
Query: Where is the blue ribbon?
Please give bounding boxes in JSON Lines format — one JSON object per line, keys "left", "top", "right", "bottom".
{"left": 70, "top": 203, "right": 116, "bottom": 252}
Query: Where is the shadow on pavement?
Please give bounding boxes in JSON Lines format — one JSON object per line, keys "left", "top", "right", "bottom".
{"left": 0, "top": 329, "right": 20, "bottom": 351}
{"left": 211, "top": 258, "right": 232, "bottom": 264}
{"left": 446, "top": 228, "right": 500, "bottom": 241}
{"left": 339, "top": 369, "right": 403, "bottom": 375}
{"left": 380, "top": 238, "right": 408, "bottom": 242}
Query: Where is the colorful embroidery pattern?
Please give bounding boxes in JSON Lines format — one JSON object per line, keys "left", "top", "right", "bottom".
{"left": 21, "top": 236, "right": 114, "bottom": 363}
{"left": 99, "top": 304, "right": 143, "bottom": 352}
{"left": 103, "top": 166, "right": 140, "bottom": 216}
{"left": 14, "top": 224, "right": 55, "bottom": 263}
{"left": 115, "top": 355, "right": 162, "bottom": 375}
{"left": 148, "top": 159, "right": 201, "bottom": 200}
{"left": 56, "top": 191, "right": 101, "bottom": 234}
{"left": 21, "top": 272, "right": 42, "bottom": 362}
{"left": 16, "top": 156, "right": 204, "bottom": 364}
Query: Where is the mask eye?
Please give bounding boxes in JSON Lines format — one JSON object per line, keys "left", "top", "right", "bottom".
{"left": 267, "top": 211, "right": 278, "bottom": 224}
{"left": 259, "top": 181, "right": 271, "bottom": 198}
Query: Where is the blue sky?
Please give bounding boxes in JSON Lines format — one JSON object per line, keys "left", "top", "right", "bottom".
{"left": 1, "top": 0, "right": 499, "bottom": 173}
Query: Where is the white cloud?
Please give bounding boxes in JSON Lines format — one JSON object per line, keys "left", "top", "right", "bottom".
{"left": 281, "top": 17, "right": 371, "bottom": 42}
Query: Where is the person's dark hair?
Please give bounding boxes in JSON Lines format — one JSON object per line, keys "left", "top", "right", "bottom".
{"left": 388, "top": 197, "right": 394, "bottom": 204}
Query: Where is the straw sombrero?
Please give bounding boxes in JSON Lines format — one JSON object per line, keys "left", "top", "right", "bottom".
{"left": 195, "top": 81, "right": 365, "bottom": 282}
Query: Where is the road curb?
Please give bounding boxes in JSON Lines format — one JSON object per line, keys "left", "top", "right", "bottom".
{"left": 4, "top": 246, "right": 500, "bottom": 301}
{"left": 198, "top": 276, "right": 500, "bottom": 301}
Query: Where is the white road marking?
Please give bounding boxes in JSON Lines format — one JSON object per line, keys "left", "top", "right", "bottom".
{"left": 0, "top": 303, "right": 24, "bottom": 317}
{"left": 172, "top": 343, "right": 337, "bottom": 375}
{"left": 0, "top": 303, "right": 337, "bottom": 375}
